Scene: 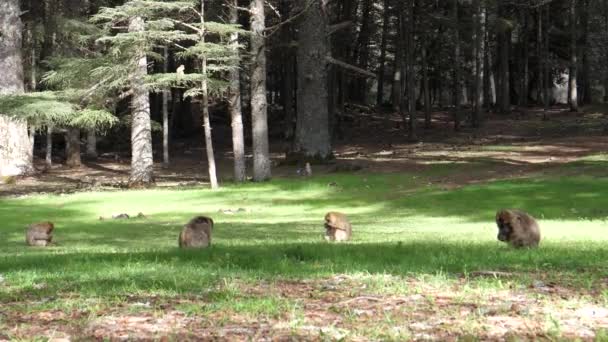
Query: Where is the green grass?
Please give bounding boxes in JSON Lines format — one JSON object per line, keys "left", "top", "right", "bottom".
{"left": 2, "top": 170, "right": 608, "bottom": 338}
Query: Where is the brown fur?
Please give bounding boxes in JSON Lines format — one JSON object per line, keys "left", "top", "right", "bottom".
{"left": 26, "top": 222, "right": 54, "bottom": 247}
{"left": 178, "top": 216, "right": 214, "bottom": 248}
{"left": 495, "top": 209, "right": 541, "bottom": 248}
{"left": 324, "top": 212, "right": 352, "bottom": 242}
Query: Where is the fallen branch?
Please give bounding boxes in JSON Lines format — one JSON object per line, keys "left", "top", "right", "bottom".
{"left": 468, "top": 271, "right": 515, "bottom": 278}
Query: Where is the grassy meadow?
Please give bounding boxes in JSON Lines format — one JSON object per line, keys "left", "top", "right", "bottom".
{"left": 1, "top": 165, "right": 608, "bottom": 339}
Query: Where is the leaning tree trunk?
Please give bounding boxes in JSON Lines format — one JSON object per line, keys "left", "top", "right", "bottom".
{"left": 229, "top": 1, "right": 246, "bottom": 183}
{"left": 569, "top": 0, "right": 578, "bottom": 112}
{"left": 0, "top": 0, "right": 34, "bottom": 177}
{"left": 294, "top": 0, "right": 332, "bottom": 161}
{"left": 250, "top": 0, "right": 271, "bottom": 180}
{"left": 200, "top": 0, "right": 219, "bottom": 190}
{"left": 128, "top": 16, "right": 154, "bottom": 187}
{"left": 65, "top": 128, "right": 81, "bottom": 167}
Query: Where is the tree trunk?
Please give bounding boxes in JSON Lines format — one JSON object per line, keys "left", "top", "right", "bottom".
{"left": 65, "top": 128, "right": 81, "bottom": 168}
{"left": 499, "top": 13, "right": 511, "bottom": 115}
{"left": 569, "top": 0, "right": 578, "bottom": 112}
{"left": 0, "top": 0, "right": 34, "bottom": 177}
{"left": 406, "top": 0, "right": 416, "bottom": 140}
{"left": 128, "top": 16, "right": 154, "bottom": 186}
{"left": 46, "top": 126, "right": 52, "bottom": 167}
{"left": 200, "top": 0, "right": 219, "bottom": 189}
{"left": 452, "top": 0, "right": 461, "bottom": 130}
{"left": 250, "top": 0, "right": 271, "bottom": 180}
{"left": 162, "top": 47, "right": 170, "bottom": 167}
{"left": 86, "top": 130, "right": 97, "bottom": 159}
{"left": 543, "top": 5, "right": 550, "bottom": 112}
{"left": 537, "top": 8, "right": 543, "bottom": 105}
{"left": 580, "top": 0, "right": 591, "bottom": 105}
{"left": 520, "top": 9, "right": 529, "bottom": 110}
{"left": 376, "top": 0, "right": 390, "bottom": 107}
{"left": 472, "top": 0, "right": 484, "bottom": 127}
{"left": 229, "top": 1, "right": 246, "bottom": 183}
{"left": 354, "top": 0, "right": 372, "bottom": 103}
{"left": 422, "top": 44, "right": 431, "bottom": 129}
{"left": 294, "top": 0, "right": 332, "bottom": 161}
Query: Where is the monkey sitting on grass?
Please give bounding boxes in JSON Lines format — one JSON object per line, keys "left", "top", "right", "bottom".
{"left": 178, "top": 216, "right": 214, "bottom": 248}
{"left": 495, "top": 209, "right": 541, "bottom": 248}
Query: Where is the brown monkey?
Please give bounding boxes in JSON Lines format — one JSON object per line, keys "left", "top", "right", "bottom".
{"left": 324, "top": 212, "right": 352, "bottom": 242}
{"left": 496, "top": 209, "right": 541, "bottom": 248}
{"left": 178, "top": 216, "right": 214, "bottom": 248}
{"left": 26, "top": 222, "right": 54, "bottom": 247}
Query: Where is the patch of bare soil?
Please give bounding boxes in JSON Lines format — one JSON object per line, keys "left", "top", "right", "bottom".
{"left": 3, "top": 105, "right": 608, "bottom": 197}
{"left": 2, "top": 275, "right": 607, "bottom": 340}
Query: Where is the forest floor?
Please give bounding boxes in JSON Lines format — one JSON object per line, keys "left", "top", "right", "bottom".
{"left": 1, "top": 105, "right": 608, "bottom": 340}
{"left": 3, "top": 104, "right": 608, "bottom": 197}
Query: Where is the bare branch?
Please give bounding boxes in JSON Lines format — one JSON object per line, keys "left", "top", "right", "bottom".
{"left": 326, "top": 56, "right": 376, "bottom": 78}
{"left": 327, "top": 21, "right": 352, "bottom": 36}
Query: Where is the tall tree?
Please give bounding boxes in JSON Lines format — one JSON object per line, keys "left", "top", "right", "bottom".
{"left": 472, "top": 0, "right": 484, "bottom": 127}
{"left": 199, "top": 0, "right": 219, "bottom": 189}
{"left": 376, "top": 0, "right": 391, "bottom": 107}
{"left": 452, "top": 0, "right": 461, "bottom": 130}
{"left": 0, "top": 0, "right": 34, "bottom": 177}
{"left": 569, "top": 0, "right": 578, "bottom": 112}
{"left": 250, "top": 0, "right": 271, "bottom": 181}
{"left": 406, "top": 0, "right": 416, "bottom": 140}
{"left": 128, "top": 16, "right": 154, "bottom": 186}
{"left": 228, "top": 0, "right": 246, "bottom": 183}
{"left": 294, "top": 0, "right": 332, "bottom": 160}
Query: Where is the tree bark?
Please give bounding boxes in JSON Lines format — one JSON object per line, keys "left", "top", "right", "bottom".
{"left": 294, "top": 0, "right": 332, "bottom": 161}
{"left": 250, "top": 0, "right": 271, "bottom": 180}
{"left": 128, "top": 16, "right": 154, "bottom": 186}
{"left": 569, "top": 0, "right": 578, "bottom": 112}
{"left": 229, "top": 0, "right": 246, "bottom": 183}
{"left": 0, "top": 0, "right": 34, "bottom": 177}
{"left": 200, "top": 0, "right": 219, "bottom": 189}
{"left": 376, "top": 0, "right": 390, "bottom": 107}
{"left": 65, "top": 128, "right": 81, "bottom": 168}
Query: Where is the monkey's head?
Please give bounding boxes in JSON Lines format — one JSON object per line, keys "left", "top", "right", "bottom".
{"left": 495, "top": 210, "right": 515, "bottom": 242}
{"left": 190, "top": 216, "right": 214, "bottom": 229}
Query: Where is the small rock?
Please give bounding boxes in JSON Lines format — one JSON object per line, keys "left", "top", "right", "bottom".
{"left": 112, "top": 213, "right": 130, "bottom": 219}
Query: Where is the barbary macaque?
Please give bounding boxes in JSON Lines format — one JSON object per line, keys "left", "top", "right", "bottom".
{"left": 324, "top": 212, "right": 352, "bottom": 242}
{"left": 178, "top": 216, "right": 214, "bottom": 248}
{"left": 496, "top": 209, "right": 541, "bottom": 248}
{"left": 26, "top": 222, "right": 54, "bottom": 247}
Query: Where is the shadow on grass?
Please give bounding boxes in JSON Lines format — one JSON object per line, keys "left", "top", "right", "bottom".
{"left": 1, "top": 241, "right": 607, "bottom": 300}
